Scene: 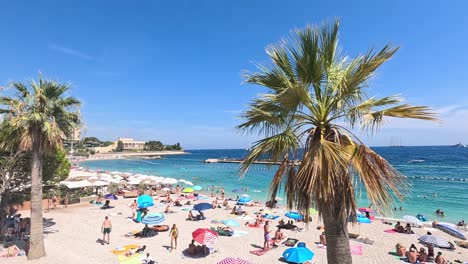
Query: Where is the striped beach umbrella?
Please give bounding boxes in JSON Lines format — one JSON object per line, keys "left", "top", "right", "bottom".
{"left": 141, "top": 213, "right": 165, "bottom": 225}
{"left": 403, "top": 215, "right": 423, "bottom": 227}
{"left": 217, "top": 257, "right": 251, "bottom": 264}
{"left": 192, "top": 228, "right": 218, "bottom": 246}
{"left": 418, "top": 235, "right": 450, "bottom": 248}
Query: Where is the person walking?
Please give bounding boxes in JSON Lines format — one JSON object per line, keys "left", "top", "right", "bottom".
{"left": 169, "top": 224, "right": 178, "bottom": 251}
{"left": 101, "top": 216, "right": 112, "bottom": 244}
{"left": 263, "top": 220, "right": 271, "bottom": 251}
{"left": 221, "top": 187, "right": 225, "bottom": 199}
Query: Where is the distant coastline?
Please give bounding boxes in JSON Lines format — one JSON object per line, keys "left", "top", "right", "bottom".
{"left": 72, "top": 150, "right": 188, "bottom": 162}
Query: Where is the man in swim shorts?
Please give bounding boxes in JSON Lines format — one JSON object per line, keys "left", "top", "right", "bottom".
{"left": 263, "top": 220, "right": 271, "bottom": 251}
{"left": 101, "top": 216, "right": 112, "bottom": 244}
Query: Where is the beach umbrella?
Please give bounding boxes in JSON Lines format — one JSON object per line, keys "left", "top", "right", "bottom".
{"left": 162, "top": 187, "right": 171, "bottom": 191}
{"left": 193, "top": 202, "right": 212, "bottom": 211}
{"left": 217, "top": 257, "right": 251, "bottom": 264}
{"left": 222, "top": 219, "right": 240, "bottom": 227}
{"left": 110, "top": 171, "right": 121, "bottom": 175}
{"left": 176, "top": 196, "right": 187, "bottom": 201}
{"left": 186, "top": 194, "right": 196, "bottom": 200}
{"left": 89, "top": 176, "right": 99, "bottom": 180}
{"left": 240, "top": 194, "right": 250, "bottom": 198}
{"left": 192, "top": 228, "right": 218, "bottom": 246}
{"left": 92, "top": 180, "right": 110, "bottom": 187}
{"left": 184, "top": 181, "right": 194, "bottom": 186}
{"left": 182, "top": 187, "right": 194, "bottom": 193}
{"left": 358, "top": 207, "right": 374, "bottom": 213}
{"left": 137, "top": 195, "right": 154, "bottom": 208}
{"left": 418, "top": 235, "right": 450, "bottom": 248}
{"left": 104, "top": 193, "right": 119, "bottom": 200}
{"left": 282, "top": 247, "right": 315, "bottom": 263}
{"left": 193, "top": 185, "right": 202, "bottom": 191}
{"left": 141, "top": 213, "right": 165, "bottom": 225}
{"left": 285, "top": 212, "right": 304, "bottom": 220}
{"left": 403, "top": 215, "right": 423, "bottom": 227}
{"left": 122, "top": 172, "right": 132, "bottom": 176}
{"left": 237, "top": 197, "right": 252, "bottom": 204}
{"left": 232, "top": 188, "right": 242, "bottom": 193}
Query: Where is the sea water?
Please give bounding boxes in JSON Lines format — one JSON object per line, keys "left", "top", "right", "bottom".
{"left": 80, "top": 146, "right": 468, "bottom": 223}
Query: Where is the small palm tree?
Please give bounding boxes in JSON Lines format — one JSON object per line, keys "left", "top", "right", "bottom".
{"left": 0, "top": 75, "right": 80, "bottom": 259}
{"left": 238, "top": 21, "right": 436, "bottom": 263}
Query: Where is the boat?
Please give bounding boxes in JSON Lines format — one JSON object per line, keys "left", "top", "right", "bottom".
{"left": 436, "top": 223, "right": 467, "bottom": 240}
{"left": 408, "top": 159, "right": 425, "bottom": 163}
{"left": 451, "top": 142, "right": 466, "bottom": 148}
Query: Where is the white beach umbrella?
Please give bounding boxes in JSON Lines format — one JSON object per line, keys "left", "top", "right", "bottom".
{"left": 99, "top": 173, "right": 112, "bottom": 178}
{"left": 113, "top": 175, "right": 123, "bottom": 180}
{"left": 403, "top": 215, "right": 423, "bottom": 227}
{"left": 127, "top": 180, "right": 141, "bottom": 185}
{"left": 162, "top": 187, "right": 171, "bottom": 191}
{"left": 167, "top": 178, "right": 178, "bottom": 184}
{"left": 60, "top": 180, "right": 92, "bottom": 189}
{"left": 89, "top": 176, "right": 99, "bottom": 180}
{"left": 240, "top": 194, "right": 250, "bottom": 198}
{"left": 92, "top": 180, "right": 110, "bottom": 187}
{"left": 184, "top": 181, "right": 194, "bottom": 186}
{"left": 122, "top": 172, "right": 132, "bottom": 176}
{"left": 110, "top": 171, "right": 121, "bottom": 174}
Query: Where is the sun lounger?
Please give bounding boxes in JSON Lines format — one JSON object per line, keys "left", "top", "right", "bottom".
{"left": 283, "top": 238, "right": 299, "bottom": 247}
{"left": 455, "top": 241, "right": 468, "bottom": 248}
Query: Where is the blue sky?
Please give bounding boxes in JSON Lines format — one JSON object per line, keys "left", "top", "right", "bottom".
{"left": 1, "top": 1, "right": 467, "bottom": 149}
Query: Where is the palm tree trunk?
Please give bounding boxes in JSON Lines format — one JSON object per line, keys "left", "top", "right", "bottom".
{"left": 323, "top": 209, "right": 352, "bottom": 264}
{"left": 28, "top": 137, "right": 46, "bottom": 260}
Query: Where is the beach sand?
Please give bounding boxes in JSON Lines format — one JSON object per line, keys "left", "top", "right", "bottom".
{"left": 3, "top": 195, "right": 467, "bottom": 264}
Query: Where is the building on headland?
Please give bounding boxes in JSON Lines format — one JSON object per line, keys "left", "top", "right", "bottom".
{"left": 118, "top": 138, "right": 145, "bottom": 150}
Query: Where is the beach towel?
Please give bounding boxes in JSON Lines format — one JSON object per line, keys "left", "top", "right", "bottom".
{"left": 350, "top": 245, "right": 363, "bottom": 255}
{"left": 232, "top": 230, "right": 248, "bottom": 237}
{"left": 249, "top": 248, "right": 272, "bottom": 256}
{"left": 384, "top": 229, "right": 398, "bottom": 234}
{"left": 283, "top": 238, "right": 299, "bottom": 247}
{"left": 112, "top": 244, "right": 139, "bottom": 255}
{"left": 118, "top": 253, "right": 141, "bottom": 264}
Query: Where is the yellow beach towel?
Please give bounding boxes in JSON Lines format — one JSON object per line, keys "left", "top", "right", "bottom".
{"left": 111, "top": 244, "right": 139, "bottom": 255}
{"left": 118, "top": 253, "right": 141, "bottom": 264}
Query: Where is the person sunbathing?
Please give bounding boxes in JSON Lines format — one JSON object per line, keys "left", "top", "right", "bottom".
{"left": 407, "top": 247, "right": 418, "bottom": 263}
{"left": 187, "top": 211, "right": 196, "bottom": 221}
{"left": 394, "top": 221, "right": 405, "bottom": 232}
{"left": 231, "top": 206, "right": 237, "bottom": 214}
{"left": 278, "top": 219, "right": 285, "bottom": 226}
{"left": 101, "top": 200, "right": 111, "bottom": 209}
{"left": 188, "top": 240, "right": 197, "bottom": 255}
{"left": 418, "top": 247, "right": 428, "bottom": 262}
{"left": 164, "top": 204, "right": 174, "bottom": 213}
{"left": 196, "top": 211, "right": 205, "bottom": 220}
{"left": 274, "top": 228, "right": 284, "bottom": 240}
{"left": 173, "top": 200, "right": 182, "bottom": 207}
{"left": 217, "top": 226, "right": 233, "bottom": 233}
{"left": 404, "top": 223, "right": 413, "bottom": 234}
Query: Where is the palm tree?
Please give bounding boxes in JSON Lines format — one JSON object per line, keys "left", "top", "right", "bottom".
{"left": 0, "top": 75, "right": 80, "bottom": 259}
{"left": 238, "top": 21, "right": 437, "bottom": 264}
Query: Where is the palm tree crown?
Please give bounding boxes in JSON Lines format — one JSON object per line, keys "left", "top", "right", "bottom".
{"left": 238, "top": 20, "right": 437, "bottom": 222}
{"left": 0, "top": 76, "right": 81, "bottom": 151}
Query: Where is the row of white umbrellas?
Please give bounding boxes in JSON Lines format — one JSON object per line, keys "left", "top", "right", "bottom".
{"left": 61, "top": 169, "right": 194, "bottom": 188}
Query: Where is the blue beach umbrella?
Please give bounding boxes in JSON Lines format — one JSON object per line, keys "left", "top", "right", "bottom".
{"left": 285, "top": 212, "right": 303, "bottom": 220}
{"left": 137, "top": 194, "right": 154, "bottom": 209}
{"left": 193, "top": 202, "right": 213, "bottom": 211}
{"left": 193, "top": 185, "right": 202, "bottom": 191}
{"left": 103, "top": 193, "right": 118, "bottom": 200}
{"left": 222, "top": 219, "right": 240, "bottom": 227}
{"left": 282, "top": 247, "right": 315, "bottom": 263}
{"left": 237, "top": 197, "right": 252, "bottom": 204}
{"left": 141, "top": 213, "right": 165, "bottom": 225}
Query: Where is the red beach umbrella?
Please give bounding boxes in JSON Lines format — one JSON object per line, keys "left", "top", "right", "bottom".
{"left": 192, "top": 228, "right": 218, "bottom": 246}
{"left": 217, "top": 257, "right": 251, "bottom": 264}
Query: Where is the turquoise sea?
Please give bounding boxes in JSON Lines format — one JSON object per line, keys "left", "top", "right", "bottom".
{"left": 80, "top": 146, "right": 468, "bottom": 224}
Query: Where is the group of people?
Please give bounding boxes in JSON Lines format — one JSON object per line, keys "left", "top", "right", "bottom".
{"left": 404, "top": 243, "right": 447, "bottom": 264}
{"left": 394, "top": 222, "right": 414, "bottom": 234}
{"left": 231, "top": 205, "right": 245, "bottom": 215}
{"left": 187, "top": 210, "right": 205, "bottom": 221}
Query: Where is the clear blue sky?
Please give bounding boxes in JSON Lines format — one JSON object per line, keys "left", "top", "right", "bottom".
{"left": 1, "top": 1, "right": 467, "bottom": 149}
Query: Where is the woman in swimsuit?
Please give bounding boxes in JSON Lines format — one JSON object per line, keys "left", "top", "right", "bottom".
{"left": 169, "top": 224, "right": 178, "bottom": 251}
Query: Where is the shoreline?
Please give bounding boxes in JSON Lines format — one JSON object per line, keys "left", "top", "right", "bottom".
{"left": 71, "top": 150, "right": 188, "bottom": 162}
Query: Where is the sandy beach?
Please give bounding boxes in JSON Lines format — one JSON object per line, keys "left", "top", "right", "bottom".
{"left": 3, "top": 194, "right": 467, "bottom": 264}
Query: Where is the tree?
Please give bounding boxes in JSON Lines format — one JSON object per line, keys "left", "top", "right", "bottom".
{"left": 238, "top": 21, "right": 436, "bottom": 264}
{"left": 116, "top": 140, "right": 124, "bottom": 152}
{"left": 144, "top": 140, "right": 164, "bottom": 151}
{"left": 0, "top": 75, "right": 80, "bottom": 259}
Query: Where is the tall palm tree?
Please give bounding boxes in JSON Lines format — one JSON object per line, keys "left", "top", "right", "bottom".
{"left": 238, "top": 21, "right": 437, "bottom": 264}
{"left": 0, "top": 75, "right": 80, "bottom": 259}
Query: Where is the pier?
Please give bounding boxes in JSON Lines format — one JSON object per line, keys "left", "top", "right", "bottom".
{"left": 203, "top": 158, "right": 300, "bottom": 165}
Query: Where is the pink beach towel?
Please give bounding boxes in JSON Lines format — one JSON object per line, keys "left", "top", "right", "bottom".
{"left": 384, "top": 229, "right": 398, "bottom": 234}
{"left": 350, "top": 245, "right": 363, "bottom": 255}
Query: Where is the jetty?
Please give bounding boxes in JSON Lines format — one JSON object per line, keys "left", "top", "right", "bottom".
{"left": 203, "top": 158, "right": 300, "bottom": 165}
